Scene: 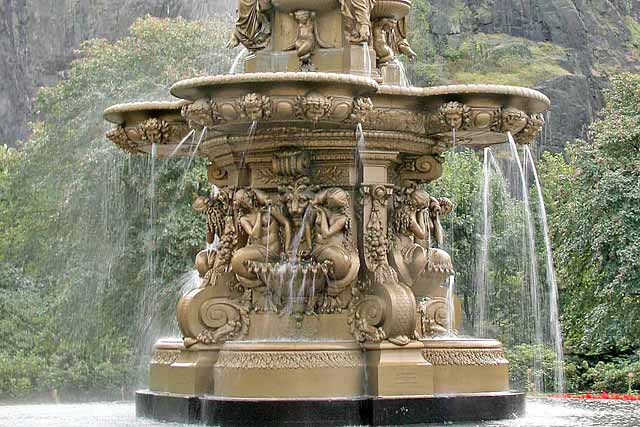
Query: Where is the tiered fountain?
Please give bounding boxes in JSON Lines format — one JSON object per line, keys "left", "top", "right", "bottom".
{"left": 104, "top": 1, "right": 549, "bottom": 425}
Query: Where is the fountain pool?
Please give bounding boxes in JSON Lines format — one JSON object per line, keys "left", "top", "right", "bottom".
{"left": 2, "top": 398, "right": 640, "bottom": 427}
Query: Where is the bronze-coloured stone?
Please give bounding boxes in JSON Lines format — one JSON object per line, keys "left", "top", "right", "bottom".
{"left": 104, "top": 0, "right": 550, "bottom": 419}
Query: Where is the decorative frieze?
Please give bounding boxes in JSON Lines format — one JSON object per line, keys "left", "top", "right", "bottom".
{"left": 216, "top": 350, "right": 365, "bottom": 369}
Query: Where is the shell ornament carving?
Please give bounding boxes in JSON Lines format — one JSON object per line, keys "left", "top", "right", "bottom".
{"left": 349, "top": 295, "right": 387, "bottom": 343}
{"left": 416, "top": 297, "right": 448, "bottom": 338}
{"left": 196, "top": 300, "right": 251, "bottom": 345}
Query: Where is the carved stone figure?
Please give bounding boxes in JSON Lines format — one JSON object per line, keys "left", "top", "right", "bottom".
{"left": 515, "top": 113, "right": 545, "bottom": 145}
{"left": 501, "top": 107, "right": 529, "bottom": 135}
{"left": 285, "top": 10, "right": 333, "bottom": 71}
{"left": 182, "top": 98, "right": 221, "bottom": 129}
{"left": 228, "top": 0, "right": 272, "bottom": 51}
{"left": 390, "top": 187, "right": 454, "bottom": 296}
{"left": 339, "top": 0, "right": 376, "bottom": 43}
{"left": 294, "top": 92, "right": 333, "bottom": 122}
{"left": 372, "top": 17, "right": 397, "bottom": 66}
{"left": 312, "top": 188, "right": 360, "bottom": 303}
{"left": 231, "top": 188, "right": 292, "bottom": 288}
{"left": 427, "top": 196, "right": 452, "bottom": 248}
{"left": 393, "top": 17, "right": 417, "bottom": 61}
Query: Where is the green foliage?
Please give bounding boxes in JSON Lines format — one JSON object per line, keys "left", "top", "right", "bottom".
{"left": 625, "top": 17, "right": 640, "bottom": 52}
{"left": 406, "top": 1, "right": 571, "bottom": 87}
{"left": 562, "top": 352, "right": 640, "bottom": 393}
{"left": 506, "top": 344, "right": 560, "bottom": 392}
{"left": 539, "top": 73, "right": 640, "bottom": 356}
{"left": 444, "top": 34, "right": 570, "bottom": 86}
{"left": 427, "top": 149, "right": 482, "bottom": 322}
{"left": 0, "top": 16, "right": 231, "bottom": 401}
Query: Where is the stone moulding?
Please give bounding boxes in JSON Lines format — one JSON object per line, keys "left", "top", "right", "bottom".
{"left": 105, "top": 79, "right": 551, "bottom": 153}
{"left": 151, "top": 349, "right": 180, "bottom": 365}
{"left": 422, "top": 348, "right": 509, "bottom": 366}
{"left": 372, "top": 0, "right": 412, "bottom": 19}
{"left": 216, "top": 350, "right": 365, "bottom": 369}
{"left": 170, "top": 72, "right": 380, "bottom": 101}
{"left": 103, "top": 100, "right": 189, "bottom": 124}
{"left": 421, "top": 84, "right": 551, "bottom": 113}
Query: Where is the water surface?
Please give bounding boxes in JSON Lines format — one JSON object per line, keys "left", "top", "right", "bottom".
{"left": 1, "top": 398, "right": 639, "bottom": 427}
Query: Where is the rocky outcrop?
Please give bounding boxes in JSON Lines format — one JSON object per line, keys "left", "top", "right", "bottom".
{"left": 412, "top": 0, "right": 640, "bottom": 151}
{"left": 0, "top": 0, "right": 234, "bottom": 145}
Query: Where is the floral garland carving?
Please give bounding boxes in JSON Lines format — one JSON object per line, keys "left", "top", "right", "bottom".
{"left": 216, "top": 350, "right": 365, "bottom": 369}
{"left": 514, "top": 113, "right": 545, "bottom": 145}
{"left": 106, "top": 127, "right": 143, "bottom": 154}
{"left": 422, "top": 348, "right": 509, "bottom": 366}
{"left": 151, "top": 350, "right": 180, "bottom": 365}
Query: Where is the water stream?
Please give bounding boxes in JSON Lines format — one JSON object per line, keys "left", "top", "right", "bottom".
{"left": 228, "top": 47, "right": 248, "bottom": 74}
{"left": 525, "top": 146, "right": 565, "bottom": 393}
{"left": 508, "top": 133, "right": 545, "bottom": 393}
{"left": 475, "top": 148, "right": 492, "bottom": 338}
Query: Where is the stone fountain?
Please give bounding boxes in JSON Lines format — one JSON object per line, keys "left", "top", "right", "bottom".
{"left": 104, "top": 1, "right": 549, "bottom": 425}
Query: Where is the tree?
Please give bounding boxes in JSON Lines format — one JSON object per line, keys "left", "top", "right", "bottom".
{"left": 539, "top": 73, "right": 640, "bottom": 356}
{"left": 0, "top": 16, "right": 232, "bottom": 400}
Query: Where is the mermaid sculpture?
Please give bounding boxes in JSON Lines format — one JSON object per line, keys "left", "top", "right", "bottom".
{"left": 390, "top": 187, "right": 454, "bottom": 298}
{"left": 311, "top": 188, "right": 360, "bottom": 310}
{"left": 231, "top": 188, "right": 292, "bottom": 289}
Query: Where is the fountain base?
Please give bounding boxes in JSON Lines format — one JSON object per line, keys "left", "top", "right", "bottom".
{"left": 142, "top": 338, "right": 522, "bottom": 425}
{"left": 136, "top": 390, "right": 525, "bottom": 426}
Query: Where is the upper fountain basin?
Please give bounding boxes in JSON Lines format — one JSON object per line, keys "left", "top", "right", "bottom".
{"left": 104, "top": 75, "right": 551, "bottom": 156}
{"left": 103, "top": 100, "right": 193, "bottom": 157}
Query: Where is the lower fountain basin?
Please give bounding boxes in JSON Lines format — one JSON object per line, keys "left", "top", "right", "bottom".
{"left": 136, "top": 390, "right": 525, "bottom": 426}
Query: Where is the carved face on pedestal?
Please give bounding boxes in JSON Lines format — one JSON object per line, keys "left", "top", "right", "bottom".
{"left": 281, "top": 178, "right": 316, "bottom": 226}
{"left": 303, "top": 93, "right": 332, "bottom": 121}
{"left": 240, "top": 93, "right": 271, "bottom": 121}
{"left": 501, "top": 107, "right": 528, "bottom": 134}
{"left": 440, "top": 101, "right": 470, "bottom": 131}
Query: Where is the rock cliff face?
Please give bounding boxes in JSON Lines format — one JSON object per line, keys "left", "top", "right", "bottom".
{"left": 0, "top": 0, "right": 234, "bottom": 145}
{"left": 411, "top": 0, "right": 640, "bottom": 151}
{"left": 1, "top": 0, "right": 640, "bottom": 151}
